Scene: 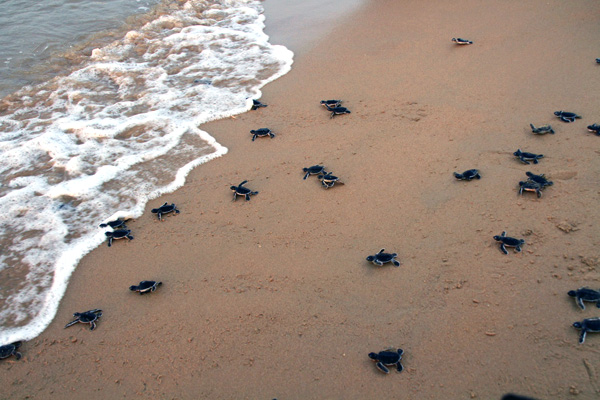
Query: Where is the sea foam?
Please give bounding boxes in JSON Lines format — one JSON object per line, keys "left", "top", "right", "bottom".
{"left": 0, "top": 0, "right": 293, "bottom": 343}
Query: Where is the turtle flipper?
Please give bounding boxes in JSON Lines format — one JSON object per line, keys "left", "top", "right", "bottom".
{"left": 14, "top": 352, "right": 22, "bottom": 360}
{"left": 64, "top": 319, "right": 80, "bottom": 329}
{"left": 90, "top": 321, "right": 96, "bottom": 331}
{"left": 596, "top": 299, "right": 600, "bottom": 308}
{"left": 374, "top": 260, "right": 383, "bottom": 266}
{"left": 107, "top": 237, "right": 113, "bottom": 247}
{"left": 396, "top": 361, "right": 403, "bottom": 372}
{"left": 578, "top": 297, "right": 586, "bottom": 310}
{"left": 232, "top": 193, "right": 237, "bottom": 202}
{"left": 303, "top": 172, "right": 310, "bottom": 180}
{"left": 245, "top": 193, "right": 250, "bottom": 201}
{"left": 392, "top": 260, "right": 400, "bottom": 267}
{"left": 376, "top": 362, "right": 390, "bottom": 374}
{"left": 500, "top": 244, "right": 508, "bottom": 255}
{"left": 515, "top": 245, "right": 522, "bottom": 253}
{"left": 579, "top": 329, "right": 587, "bottom": 344}
{"left": 127, "top": 235, "right": 134, "bottom": 241}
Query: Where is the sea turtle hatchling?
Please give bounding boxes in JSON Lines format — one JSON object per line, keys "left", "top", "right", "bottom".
{"left": 65, "top": 309, "right": 102, "bottom": 331}
{"left": 529, "top": 124, "right": 555, "bottom": 135}
{"left": 251, "top": 99, "right": 267, "bottom": 110}
{"left": 513, "top": 149, "right": 543, "bottom": 165}
{"left": 573, "top": 317, "right": 600, "bottom": 344}
{"left": 99, "top": 218, "right": 128, "bottom": 230}
{"left": 231, "top": 180, "right": 258, "bottom": 201}
{"left": 366, "top": 249, "right": 401, "bottom": 267}
{"left": 129, "top": 280, "right": 163, "bottom": 295}
{"left": 250, "top": 128, "right": 275, "bottom": 141}
{"left": 320, "top": 99, "right": 342, "bottom": 108}
{"left": 151, "top": 202, "right": 180, "bottom": 221}
{"left": 325, "top": 105, "right": 351, "bottom": 119}
{"left": 587, "top": 124, "right": 600, "bottom": 136}
{"left": 105, "top": 229, "right": 134, "bottom": 247}
{"left": 525, "top": 172, "right": 553, "bottom": 187}
{"left": 493, "top": 231, "right": 525, "bottom": 255}
{"left": 568, "top": 288, "right": 600, "bottom": 310}
{"left": 368, "top": 348, "right": 404, "bottom": 373}
{"left": 453, "top": 169, "right": 481, "bottom": 181}
{"left": 518, "top": 180, "right": 543, "bottom": 198}
{"left": 317, "top": 172, "right": 343, "bottom": 189}
{"left": 554, "top": 111, "right": 582, "bottom": 123}
{"left": 596, "top": 58, "right": 600, "bottom": 64}
{"left": 0, "top": 341, "right": 22, "bottom": 361}
{"left": 303, "top": 165, "right": 327, "bottom": 180}
{"left": 452, "top": 37, "right": 473, "bottom": 45}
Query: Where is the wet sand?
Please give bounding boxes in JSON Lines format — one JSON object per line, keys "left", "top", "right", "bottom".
{"left": 3, "top": 0, "right": 600, "bottom": 399}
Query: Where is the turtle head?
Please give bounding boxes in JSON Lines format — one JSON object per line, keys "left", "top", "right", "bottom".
{"left": 554, "top": 111, "right": 562, "bottom": 116}
{"left": 568, "top": 290, "right": 577, "bottom": 298}
{"left": 453, "top": 172, "right": 463, "bottom": 179}
{"left": 368, "top": 352, "right": 379, "bottom": 361}
{"left": 493, "top": 235, "right": 501, "bottom": 241}
{"left": 513, "top": 149, "right": 522, "bottom": 156}
{"left": 573, "top": 321, "right": 583, "bottom": 329}
{"left": 366, "top": 255, "right": 375, "bottom": 262}
{"left": 230, "top": 185, "right": 237, "bottom": 190}
{"left": 105, "top": 232, "right": 114, "bottom": 237}
{"left": 129, "top": 285, "right": 138, "bottom": 291}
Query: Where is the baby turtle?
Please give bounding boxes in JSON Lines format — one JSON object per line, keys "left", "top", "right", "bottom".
{"left": 129, "top": 280, "right": 162, "bottom": 295}
{"left": 454, "top": 169, "right": 481, "bottom": 181}
{"left": 317, "top": 172, "right": 343, "bottom": 189}
{"left": 325, "top": 105, "right": 351, "bottom": 119}
{"left": 250, "top": 128, "right": 275, "bottom": 141}
{"left": 231, "top": 180, "right": 258, "bottom": 201}
{"left": 0, "top": 341, "right": 22, "bottom": 361}
{"left": 529, "top": 123, "right": 554, "bottom": 135}
{"left": 493, "top": 231, "right": 525, "bottom": 255}
{"left": 251, "top": 99, "right": 267, "bottom": 110}
{"left": 105, "top": 229, "right": 133, "bottom": 247}
{"left": 320, "top": 99, "right": 342, "bottom": 108}
{"left": 554, "top": 111, "right": 581, "bottom": 123}
{"left": 587, "top": 124, "right": 600, "bottom": 136}
{"left": 303, "top": 165, "right": 327, "bottom": 180}
{"left": 368, "top": 348, "right": 404, "bottom": 374}
{"left": 596, "top": 58, "right": 600, "bottom": 64}
{"left": 452, "top": 37, "right": 473, "bottom": 45}
{"left": 99, "top": 218, "right": 128, "bottom": 229}
{"left": 366, "top": 249, "right": 401, "bottom": 267}
{"left": 65, "top": 309, "right": 102, "bottom": 331}
{"left": 525, "top": 172, "right": 553, "bottom": 187}
{"left": 151, "top": 202, "right": 180, "bottom": 221}
{"left": 513, "top": 149, "right": 543, "bottom": 165}
{"left": 568, "top": 288, "right": 600, "bottom": 310}
{"left": 518, "top": 180, "right": 543, "bottom": 198}
{"left": 573, "top": 317, "right": 600, "bottom": 344}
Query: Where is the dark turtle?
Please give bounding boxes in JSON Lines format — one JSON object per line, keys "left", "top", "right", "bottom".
{"left": 513, "top": 149, "right": 543, "bottom": 165}
{"left": 99, "top": 218, "right": 128, "bottom": 229}
{"left": 251, "top": 99, "right": 267, "bottom": 110}
{"left": 493, "top": 231, "right": 525, "bottom": 255}
{"left": 453, "top": 169, "right": 481, "bottom": 181}
{"left": 529, "top": 123, "right": 555, "bottom": 135}
{"left": 105, "top": 229, "right": 133, "bottom": 247}
{"left": 368, "top": 348, "right": 404, "bottom": 374}
{"left": 596, "top": 58, "right": 600, "bottom": 64}
{"left": 366, "top": 249, "right": 401, "bottom": 267}
{"left": 130, "top": 280, "right": 162, "bottom": 295}
{"left": 230, "top": 180, "right": 258, "bottom": 201}
{"left": 554, "top": 111, "right": 581, "bottom": 123}
{"left": 587, "top": 124, "right": 600, "bottom": 136}
{"left": 320, "top": 99, "right": 342, "bottom": 108}
{"left": 317, "top": 172, "right": 343, "bottom": 189}
{"left": 0, "top": 341, "right": 22, "bottom": 361}
{"left": 303, "top": 165, "right": 327, "bottom": 180}
{"left": 151, "top": 202, "right": 180, "bottom": 221}
{"left": 65, "top": 309, "right": 102, "bottom": 331}
{"left": 250, "top": 128, "right": 275, "bottom": 141}
{"left": 518, "top": 180, "right": 543, "bottom": 198}
{"left": 452, "top": 37, "right": 473, "bottom": 45}
{"left": 502, "top": 395, "right": 539, "bottom": 400}
{"left": 525, "top": 172, "right": 553, "bottom": 187}
{"left": 573, "top": 317, "right": 600, "bottom": 344}
{"left": 325, "top": 105, "right": 351, "bottom": 119}
{"left": 568, "top": 287, "right": 600, "bottom": 310}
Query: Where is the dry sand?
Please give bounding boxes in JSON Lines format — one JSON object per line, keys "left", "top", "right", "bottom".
{"left": 2, "top": 0, "right": 600, "bottom": 399}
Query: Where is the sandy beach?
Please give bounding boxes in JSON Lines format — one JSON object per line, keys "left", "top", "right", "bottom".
{"left": 2, "top": 0, "right": 600, "bottom": 399}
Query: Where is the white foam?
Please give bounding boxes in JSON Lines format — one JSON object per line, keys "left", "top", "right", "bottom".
{"left": 0, "top": 0, "right": 293, "bottom": 344}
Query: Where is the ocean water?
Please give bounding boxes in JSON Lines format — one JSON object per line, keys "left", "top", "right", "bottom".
{"left": 0, "top": 0, "right": 293, "bottom": 344}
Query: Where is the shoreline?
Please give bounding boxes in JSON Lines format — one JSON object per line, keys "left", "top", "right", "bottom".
{"left": 2, "top": 1, "right": 600, "bottom": 399}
